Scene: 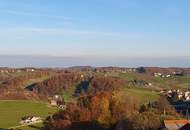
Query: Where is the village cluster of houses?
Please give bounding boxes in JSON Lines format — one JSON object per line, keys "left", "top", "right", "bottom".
{"left": 0, "top": 68, "right": 36, "bottom": 74}
{"left": 154, "top": 73, "right": 172, "bottom": 78}
{"left": 94, "top": 67, "right": 137, "bottom": 73}
{"left": 161, "top": 89, "right": 190, "bottom": 101}
{"left": 20, "top": 116, "right": 41, "bottom": 124}
{"left": 154, "top": 71, "right": 184, "bottom": 78}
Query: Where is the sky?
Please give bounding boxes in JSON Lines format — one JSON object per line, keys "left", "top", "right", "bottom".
{"left": 0, "top": 0, "right": 190, "bottom": 67}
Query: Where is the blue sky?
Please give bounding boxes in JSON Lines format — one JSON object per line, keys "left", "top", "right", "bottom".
{"left": 0, "top": 0, "right": 190, "bottom": 67}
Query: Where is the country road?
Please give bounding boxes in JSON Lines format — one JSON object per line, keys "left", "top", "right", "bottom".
{"left": 7, "top": 120, "right": 42, "bottom": 130}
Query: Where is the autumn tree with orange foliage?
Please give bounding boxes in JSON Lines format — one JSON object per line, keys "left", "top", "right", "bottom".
{"left": 44, "top": 90, "right": 140, "bottom": 130}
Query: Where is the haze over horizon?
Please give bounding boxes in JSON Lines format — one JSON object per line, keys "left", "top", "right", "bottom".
{"left": 0, "top": 55, "right": 190, "bottom": 68}
{"left": 0, "top": 0, "right": 190, "bottom": 67}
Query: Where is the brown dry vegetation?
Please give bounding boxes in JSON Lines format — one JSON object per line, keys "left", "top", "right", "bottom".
{"left": 44, "top": 91, "right": 179, "bottom": 130}
{"left": 0, "top": 70, "right": 51, "bottom": 100}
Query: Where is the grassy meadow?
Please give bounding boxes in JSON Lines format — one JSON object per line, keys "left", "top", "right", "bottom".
{"left": 123, "top": 87, "right": 159, "bottom": 104}
{"left": 0, "top": 100, "right": 57, "bottom": 129}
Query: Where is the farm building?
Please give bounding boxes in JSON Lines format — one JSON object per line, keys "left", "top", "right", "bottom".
{"left": 164, "top": 120, "right": 190, "bottom": 130}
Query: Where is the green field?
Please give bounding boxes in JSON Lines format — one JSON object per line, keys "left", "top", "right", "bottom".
{"left": 0, "top": 100, "right": 57, "bottom": 129}
{"left": 123, "top": 87, "right": 159, "bottom": 104}
{"left": 15, "top": 123, "right": 43, "bottom": 130}
{"left": 118, "top": 72, "right": 190, "bottom": 89}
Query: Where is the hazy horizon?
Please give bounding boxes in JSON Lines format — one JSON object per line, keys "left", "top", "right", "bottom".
{"left": 0, "top": 55, "right": 190, "bottom": 68}
{"left": 0, "top": 0, "right": 190, "bottom": 67}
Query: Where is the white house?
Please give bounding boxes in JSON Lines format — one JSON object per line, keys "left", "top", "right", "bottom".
{"left": 20, "top": 116, "right": 41, "bottom": 124}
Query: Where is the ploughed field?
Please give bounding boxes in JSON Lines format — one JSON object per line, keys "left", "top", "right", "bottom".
{"left": 0, "top": 100, "right": 57, "bottom": 129}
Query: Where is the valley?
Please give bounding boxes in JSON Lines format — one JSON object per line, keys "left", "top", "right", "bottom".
{"left": 0, "top": 67, "right": 190, "bottom": 129}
